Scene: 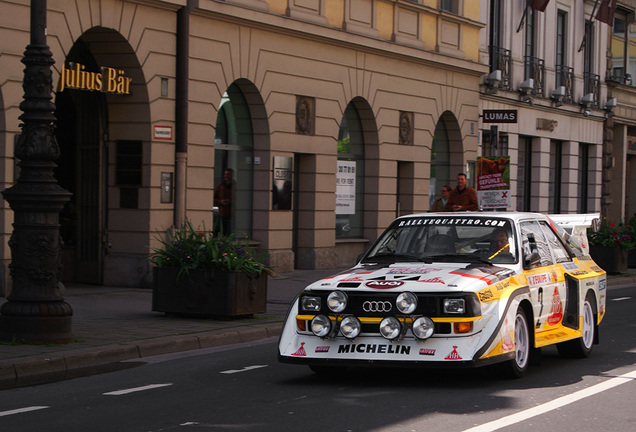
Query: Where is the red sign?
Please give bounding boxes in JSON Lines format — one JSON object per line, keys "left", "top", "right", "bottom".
{"left": 153, "top": 125, "right": 173, "bottom": 140}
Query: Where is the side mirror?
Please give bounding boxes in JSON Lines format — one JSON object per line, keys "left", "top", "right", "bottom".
{"left": 524, "top": 252, "right": 541, "bottom": 269}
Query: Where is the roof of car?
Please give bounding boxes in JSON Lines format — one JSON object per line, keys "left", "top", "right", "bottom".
{"left": 398, "top": 211, "right": 549, "bottom": 222}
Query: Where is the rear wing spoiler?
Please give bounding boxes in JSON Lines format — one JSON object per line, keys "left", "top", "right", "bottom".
{"left": 547, "top": 213, "right": 601, "bottom": 255}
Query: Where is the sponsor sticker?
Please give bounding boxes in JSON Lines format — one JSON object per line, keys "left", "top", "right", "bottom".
{"left": 417, "top": 277, "right": 445, "bottom": 284}
{"left": 337, "top": 344, "right": 411, "bottom": 355}
{"left": 398, "top": 218, "right": 507, "bottom": 227}
{"left": 444, "top": 346, "right": 462, "bottom": 360}
{"left": 419, "top": 348, "right": 436, "bottom": 356}
{"left": 561, "top": 262, "right": 580, "bottom": 271}
{"left": 291, "top": 342, "right": 307, "bottom": 357}
{"left": 365, "top": 280, "right": 404, "bottom": 289}
{"left": 315, "top": 346, "right": 330, "bottom": 353}
{"left": 478, "top": 289, "right": 494, "bottom": 302}
{"left": 526, "top": 272, "right": 553, "bottom": 287}
{"left": 387, "top": 268, "right": 442, "bottom": 274}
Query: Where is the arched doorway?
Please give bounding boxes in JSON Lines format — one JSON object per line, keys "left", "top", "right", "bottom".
{"left": 54, "top": 28, "right": 149, "bottom": 285}
{"left": 214, "top": 80, "right": 260, "bottom": 239}
{"left": 430, "top": 111, "right": 464, "bottom": 207}
{"left": 55, "top": 38, "right": 108, "bottom": 284}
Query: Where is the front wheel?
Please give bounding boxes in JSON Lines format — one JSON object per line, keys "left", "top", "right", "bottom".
{"left": 557, "top": 296, "right": 595, "bottom": 358}
{"left": 497, "top": 307, "right": 530, "bottom": 379}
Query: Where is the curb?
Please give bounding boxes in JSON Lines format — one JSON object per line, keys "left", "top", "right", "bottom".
{"left": 0, "top": 323, "right": 282, "bottom": 390}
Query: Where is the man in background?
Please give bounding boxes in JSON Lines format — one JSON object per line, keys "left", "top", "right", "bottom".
{"left": 446, "top": 173, "right": 478, "bottom": 212}
{"left": 214, "top": 168, "right": 234, "bottom": 235}
{"left": 430, "top": 185, "right": 450, "bottom": 212}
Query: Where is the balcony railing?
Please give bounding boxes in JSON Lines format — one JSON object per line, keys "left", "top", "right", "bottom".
{"left": 555, "top": 65, "right": 574, "bottom": 104}
{"left": 583, "top": 73, "right": 600, "bottom": 108}
{"left": 488, "top": 46, "right": 511, "bottom": 91}
{"left": 524, "top": 56, "right": 545, "bottom": 97}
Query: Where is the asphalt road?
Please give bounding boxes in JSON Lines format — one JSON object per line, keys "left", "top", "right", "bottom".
{"left": 0, "top": 284, "right": 634, "bottom": 432}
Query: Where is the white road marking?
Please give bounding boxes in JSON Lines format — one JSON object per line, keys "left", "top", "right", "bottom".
{"left": 103, "top": 383, "right": 173, "bottom": 396}
{"left": 220, "top": 365, "right": 268, "bottom": 374}
{"left": 612, "top": 297, "right": 631, "bottom": 301}
{"left": 463, "top": 369, "right": 636, "bottom": 432}
{"left": 0, "top": 406, "right": 49, "bottom": 417}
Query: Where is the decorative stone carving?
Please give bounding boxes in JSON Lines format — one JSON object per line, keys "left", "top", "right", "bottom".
{"left": 296, "top": 96, "right": 315, "bottom": 135}
{"left": 399, "top": 111, "right": 414, "bottom": 145}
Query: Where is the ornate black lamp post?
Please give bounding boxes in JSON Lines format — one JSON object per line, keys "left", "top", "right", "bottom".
{"left": 0, "top": 0, "right": 73, "bottom": 343}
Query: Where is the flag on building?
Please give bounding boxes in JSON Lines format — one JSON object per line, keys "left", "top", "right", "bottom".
{"left": 530, "top": 0, "right": 550, "bottom": 12}
{"left": 596, "top": 0, "right": 617, "bottom": 25}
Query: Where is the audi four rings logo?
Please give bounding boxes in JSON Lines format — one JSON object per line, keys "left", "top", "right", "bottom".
{"left": 363, "top": 301, "right": 392, "bottom": 313}
{"left": 365, "top": 280, "right": 404, "bottom": 289}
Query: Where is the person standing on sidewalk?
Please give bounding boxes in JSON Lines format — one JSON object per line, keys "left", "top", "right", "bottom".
{"left": 214, "top": 168, "right": 234, "bottom": 235}
{"left": 430, "top": 185, "right": 451, "bottom": 212}
{"left": 446, "top": 173, "right": 478, "bottom": 212}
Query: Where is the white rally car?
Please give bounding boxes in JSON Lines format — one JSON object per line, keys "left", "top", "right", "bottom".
{"left": 278, "top": 212, "right": 606, "bottom": 377}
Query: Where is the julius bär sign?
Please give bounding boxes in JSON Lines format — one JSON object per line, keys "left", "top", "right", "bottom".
{"left": 57, "top": 62, "right": 132, "bottom": 95}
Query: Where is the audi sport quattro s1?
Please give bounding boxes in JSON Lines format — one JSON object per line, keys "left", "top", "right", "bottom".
{"left": 278, "top": 212, "right": 606, "bottom": 378}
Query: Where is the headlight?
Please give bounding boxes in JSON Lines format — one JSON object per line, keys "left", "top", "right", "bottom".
{"left": 379, "top": 317, "right": 401, "bottom": 340}
{"left": 339, "top": 316, "right": 362, "bottom": 339}
{"left": 396, "top": 292, "right": 418, "bottom": 314}
{"left": 412, "top": 317, "right": 435, "bottom": 340}
{"left": 311, "top": 315, "right": 331, "bottom": 337}
{"left": 444, "top": 298, "right": 465, "bottom": 314}
{"left": 327, "top": 291, "right": 348, "bottom": 313}
{"left": 301, "top": 296, "right": 321, "bottom": 312}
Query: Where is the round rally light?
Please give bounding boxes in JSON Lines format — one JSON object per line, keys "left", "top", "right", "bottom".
{"left": 311, "top": 315, "right": 332, "bottom": 337}
{"left": 396, "top": 292, "right": 418, "bottom": 314}
{"left": 412, "top": 317, "right": 435, "bottom": 340}
{"left": 327, "top": 291, "right": 348, "bottom": 313}
{"left": 339, "top": 316, "right": 362, "bottom": 339}
{"left": 379, "top": 317, "right": 402, "bottom": 340}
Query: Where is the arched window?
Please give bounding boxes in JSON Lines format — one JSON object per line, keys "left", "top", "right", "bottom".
{"left": 336, "top": 103, "right": 364, "bottom": 238}
{"left": 430, "top": 120, "right": 451, "bottom": 208}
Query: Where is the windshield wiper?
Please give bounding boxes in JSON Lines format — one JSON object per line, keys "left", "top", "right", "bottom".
{"left": 424, "top": 254, "right": 495, "bottom": 265}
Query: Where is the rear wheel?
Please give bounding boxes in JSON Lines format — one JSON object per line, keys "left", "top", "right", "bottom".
{"left": 498, "top": 307, "right": 530, "bottom": 379}
{"left": 557, "top": 295, "right": 595, "bottom": 358}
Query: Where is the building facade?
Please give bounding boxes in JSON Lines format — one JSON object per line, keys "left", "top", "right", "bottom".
{"left": 606, "top": 0, "right": 636, "bottom": 223}
{"left": 0, "top": 0, "right": 486, "bottom": 292}
{"left": 478, "top": 0, "right": 611, "bottom": 215}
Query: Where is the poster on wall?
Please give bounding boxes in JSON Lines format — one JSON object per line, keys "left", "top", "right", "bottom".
{"left": 336, "top": 160, "right": 356, "bottom": 215}
{"left": 476, "top": 156, "right": 510, "bottom": 210}
{"left": 273, "top": 156, "right": 292, "bottom": 210}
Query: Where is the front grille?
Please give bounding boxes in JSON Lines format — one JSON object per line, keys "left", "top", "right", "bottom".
{"left": 360, "top": 322, "right": 451, "bottom": 335}
{"left": 298, "top": 290, "right": 480, "bottom": 319}
{"left": 345, "top": 292, "right": 438, "bottom": 316}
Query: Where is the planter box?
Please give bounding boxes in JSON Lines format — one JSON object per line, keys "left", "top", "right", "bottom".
{"left": 152, "top": 267, "right": 268, "bottom": 318}
{"left": 589, "top": 244, "right": 628, "bottom": 275}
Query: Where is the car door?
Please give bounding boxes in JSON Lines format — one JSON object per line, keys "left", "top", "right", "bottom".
{"left": 520, "top": 220, "right": 566, "bottom": 332}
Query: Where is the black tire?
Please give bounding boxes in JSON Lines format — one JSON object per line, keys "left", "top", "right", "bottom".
{"left": 557, "top": 295, "right": 595, "bottom": 358}
{"left": 498, "top": 307, "right": 531, "bottom": 379}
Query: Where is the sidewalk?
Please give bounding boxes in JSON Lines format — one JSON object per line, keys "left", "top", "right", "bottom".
{"left": 1, "top": 269, "right": 635, "bottom": 389}
{"left": 0, "top": 268, "right": 345, "bottom": 389}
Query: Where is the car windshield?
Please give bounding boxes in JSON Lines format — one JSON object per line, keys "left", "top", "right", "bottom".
{"left": 363, "top": 216, "right": 518, "bottom": 264}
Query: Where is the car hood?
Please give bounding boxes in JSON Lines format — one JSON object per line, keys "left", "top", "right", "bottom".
{"left": 306, "top": 262, "right": 516, "bottom": 293}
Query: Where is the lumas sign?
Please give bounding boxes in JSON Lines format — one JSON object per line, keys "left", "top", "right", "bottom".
{"left": 57, "top": 62, "right": 132, "bottom": 95}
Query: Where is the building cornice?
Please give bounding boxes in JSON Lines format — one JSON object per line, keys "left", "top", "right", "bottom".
{"left": 193, "top": 0, "right": 488, "bottom": 78}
